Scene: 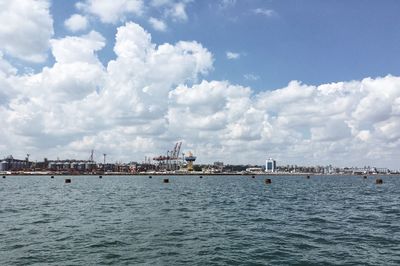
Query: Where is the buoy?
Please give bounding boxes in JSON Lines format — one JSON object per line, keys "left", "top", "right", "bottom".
{"left": 265, "top": 178, "right": 272, "bottom": 184}
{"left": 163, "top": 178, "right": 169, "bottom": 183}
{"left": 363, "top": 175, "right": 367, "bottom": 179}
{"left": 99, "top": 175, "right": 102, "bottom": 179}
{"left": 376, "top": 178, "right": 383, "bottom": 184}
{"left": 50, "top": 176, "right": 54, "bottom": 179}
{"left": 2, "top": 175, "right": 5, "bottom": 178}
{"left": 252, "top": 175, "right": 255, "bottom": 178}
{"left": 199, "top": 176, "right": 203, "bottom": 178}
{"left": 306, "top": 175, "right": 310, "bottom": 179}
{"left": 65, "top": 178, "right": 71, "bottom": 184}
{"left": 149, "top": 176, "right": 152, "bottom": 179}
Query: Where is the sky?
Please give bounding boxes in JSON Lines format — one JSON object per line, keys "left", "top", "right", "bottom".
{"left": 0, "top": 0, "right": 400, "bottom": 168}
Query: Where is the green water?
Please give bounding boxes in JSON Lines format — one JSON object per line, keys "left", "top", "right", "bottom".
{"left": 0, "top": 175, "right": 399, "bottom": 265}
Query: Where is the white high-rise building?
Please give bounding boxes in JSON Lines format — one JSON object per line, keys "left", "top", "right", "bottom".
{"left": 266, "top": 158, "right": 276, "bottom": 173}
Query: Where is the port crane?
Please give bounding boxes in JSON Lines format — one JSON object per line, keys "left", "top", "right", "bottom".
{"left": 153, "top": 142, "right": 182, "bottom": 170}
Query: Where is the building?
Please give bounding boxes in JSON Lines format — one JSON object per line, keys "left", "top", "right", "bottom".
{"left": 0, "top": 156, "right": 31, "bottom": 171}
{"left": 266, "top": 158, "right": 276, "bottom": 173}
{"left": 213, "top": 161, "right": 224, "bottom": 172}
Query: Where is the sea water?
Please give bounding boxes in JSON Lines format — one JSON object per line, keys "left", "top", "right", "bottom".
{"left": 1, "top": 175, "right": 399, "bottom": 265}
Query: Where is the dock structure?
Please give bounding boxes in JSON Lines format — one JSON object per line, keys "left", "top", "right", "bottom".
{"left": 153, "top": 142, "right": 183, "bottom": 171}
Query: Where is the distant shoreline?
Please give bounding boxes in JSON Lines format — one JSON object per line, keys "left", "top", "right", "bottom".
{"left": 1, "top": 173, "right": 399, "bottom": 177}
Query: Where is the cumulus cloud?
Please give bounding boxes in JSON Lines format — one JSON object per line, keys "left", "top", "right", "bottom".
{"left": 149, "top": 17, "right": 167, "bottom": 32}
{"left": 0, "top": 0, "right": 53, "bottom": 62}
{"left": 226, "top": 51, "right": 240, "bottom": 60}
{"left": 1, "top": 20, "right": 400, "bottom": 168}
{"left": 0, "top": 22, "right": 214, "bottom": 161}
{"left": 2, "top": 30, "right": 107, "bottom": 153}
{"left": 166, "top": 76, "right": 400, "bottom": 167}
{"left": 77, "top": 0, "right": 143, "bottom": 24}
{"left": 50, "top": 31, "right": 105, "bottom": 64}
{"left": 64, "top": 14, "right": 89, "bottom": 32}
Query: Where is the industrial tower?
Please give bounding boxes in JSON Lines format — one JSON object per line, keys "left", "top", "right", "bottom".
{"left": 185, "top": 151, "right": 196, "bottom": 171}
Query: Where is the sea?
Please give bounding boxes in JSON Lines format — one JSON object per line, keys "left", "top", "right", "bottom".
{"left": 1, "top": 175, "right": 399, "bottom": 265}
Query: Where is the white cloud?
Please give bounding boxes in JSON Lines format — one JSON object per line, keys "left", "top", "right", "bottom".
{"left": 226, "top": 51, "right": 240, "bottom": 60}
{"left": 50, "top": 31, "right": 106, "bottom": 64}
{"left": 64, "top": 14, "right": 89, "bottom": 32}
{"left": 113, "top": 22, "right": 153, "bottom": 60}
{"left": 149, "top": 1, "right": 192, "bottom": 23}
{"left": 0, "top": 52, "right": 17, "bottom": 77}
{"left": 149, "top": 17, "right": 167, "bottom": 32}
{"left": 3, "top": 31, "right": 107, "bottom": 146}
{"left": 0, "top": 22, "right": 214, "bottom": 162}
{"left": 252, "top": 8, "right": 276, "bottom": 17}
{"left": 168, "top": 75, "right": 400, "bottom": 167}
{"left": 0, "top": 0, "right": 53, "bottom": 63}
{"left": 166, "top": 2, "right": 188, "bottom": 21}
{"left": 2, "top": 19, "right": 400, "bottom": 168}
{"left": 77, "top": 0, "right": 143, "bottom": 24}
{"left": 0, "top": 52, "right": 17, "bottom": 107}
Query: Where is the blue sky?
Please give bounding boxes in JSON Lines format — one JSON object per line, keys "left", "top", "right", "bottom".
{"left": 47, "top": 0, "right": 400, "bottom": 91}
{"left": 1, "top": 0, "right": 400, "bottom": 168}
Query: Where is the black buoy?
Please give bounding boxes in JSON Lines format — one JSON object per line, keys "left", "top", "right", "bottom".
{"left": 199, "top": 176, "right": 203, "bottom": 179}
{"left": 2, "top": 175, "right": 5, "bottom": 179}
{"left": 306, "top": 175, "right": 310, "bottom": 179}
{"left": 163, "top": 178, "right": 169, "bottom": 183}
{"left": 265, "top": 178, "right": 272, "bottom": 184}
{"left": 50, "top": 176, "right": 54, "bottom": 179}
{"left": 376, "top": 178, "right": 383, "bottom": 184}
{"left": 65, "top": 178, "right": 71, "bottom": 184}
{"left": 363, "top": 175, "right": 367, "bottom": 179}
{"left": 99, "top": 175, "right": 102, "bottom": 179}
{"left": 149, "top": 176, "right": 152, "bottom": 179}
{"left": 252, "top": 175, "right": 255, "bottom": 178}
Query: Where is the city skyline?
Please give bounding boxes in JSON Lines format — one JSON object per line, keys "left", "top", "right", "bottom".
{"left": 1, "top": 153, "right": 396, "bottom": 175}
{"left": 0, "top": 149, "right": 397, "bottom": 172}
{"left": 0, "top": 1, "right": 400, "bottom": 168}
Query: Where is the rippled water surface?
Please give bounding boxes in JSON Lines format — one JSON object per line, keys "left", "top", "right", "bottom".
{"left": 1, "top": 175, "right": 400, "bottom": 265}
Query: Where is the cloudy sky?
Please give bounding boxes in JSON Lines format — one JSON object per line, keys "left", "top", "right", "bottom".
{"left": 1, "top": 0, "right": 400, "bottom": 168}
